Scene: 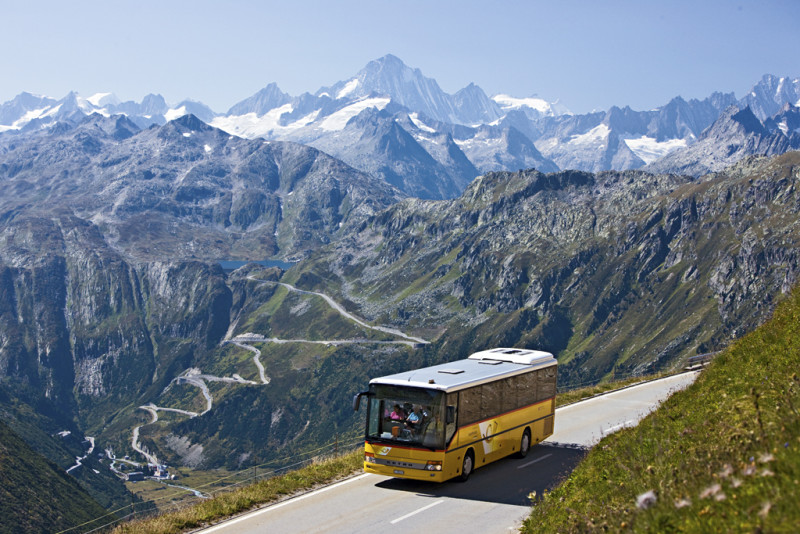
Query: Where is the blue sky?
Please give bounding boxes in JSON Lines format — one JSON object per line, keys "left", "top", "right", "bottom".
{"left": 2, "top": 0, "right": 798, "bottom": 114}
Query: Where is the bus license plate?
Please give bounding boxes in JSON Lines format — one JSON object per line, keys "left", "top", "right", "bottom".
{"left": 393, "top": 469, "right": 404, "bottom": 475}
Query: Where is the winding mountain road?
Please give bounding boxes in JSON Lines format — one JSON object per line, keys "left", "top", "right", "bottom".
{"left": 66, "top": 436, "right": 95, "bottom": 474}
{"left": 126, "top": 278, "right": 427, "bottom": 466}
{"left": 229, "top": 341, "right": 270, "bottom": 384}
{"left": 270, "top": 281, "right": 429, "bottom": 344}
{"left": 132, "top": 406, "right": 161, "bottom": 465}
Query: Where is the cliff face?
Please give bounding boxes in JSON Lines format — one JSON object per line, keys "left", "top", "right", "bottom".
{"left": 0, "top": 212, "right": 231, "bottom": 428}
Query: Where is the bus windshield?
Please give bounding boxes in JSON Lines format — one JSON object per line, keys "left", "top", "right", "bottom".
{"left": 366, "top": 385, "right": 446, "bottom": 449}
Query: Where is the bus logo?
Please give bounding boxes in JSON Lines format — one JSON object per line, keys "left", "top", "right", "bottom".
{"left": 378, "top": 447, "right": 392, "bottom": 456}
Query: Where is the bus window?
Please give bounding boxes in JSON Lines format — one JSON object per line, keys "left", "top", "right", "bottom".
{"left": 445, "top": 393, "right": 457, "bottom": 444}
{"left": 481, "top": 381, "right": 502, "bottom": 418}
{"left": 460, "top": 386, "right": 481, "bottom": 425}
{"left": 538, "top": 367, "right": 557, "bottom": 399}
{"left": 366, "top": 384, "right": 446, "bottom": 449}
{"left": 501, "top": 375, "right": 518, "bottom": 413}
{"left": 517, "top": 371, "right": 538, "bottom": 406}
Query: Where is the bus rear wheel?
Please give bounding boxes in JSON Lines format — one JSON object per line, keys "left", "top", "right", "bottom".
{"left": 517, "top": 428, "right": 531, "bottom": 458}
{"left": 459, "top": 450, "right": 474, "bottom": 482}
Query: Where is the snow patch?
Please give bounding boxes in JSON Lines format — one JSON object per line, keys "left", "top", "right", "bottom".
{"left": 182, "top": 132, "right": 192, "bottom": 138}
{"left": 568, "top": 124, "right": 610, "bottom": 147}
{"left": 336, "top": 79, "right": 359, "bottom": 100}
{"left": 409, "top": 112, "right": 437, "bottom": 133}
{"left": 42, "top": 104, "right": 62, "bottom": 118}
{"left": 75, "top": 95, "right": 112, "bottom": 116}
{"left": 87, "top": 92, "right": 119, "bottom": 107}
{"left": 495, "top": 95, "right": 571, "bottom": 116}
{"left": 293, "top": 109, "right": 321, "bottom": 127}
{"left": 319, "top": 97, "right": 390, "bottom": 131}
{"left": 0, "top": 106, "right": 53, "bottom": 130}
{"left": 204, "top": 144, "right": 212, "bottom": 153}
{"left": 623, "top": 136, "right": 687, "bottom": 164}
{"left": 210, "top": 103, "right": 320, "bottom": 139}
{"left": 454, "top": 136, "right": 502, "bottom": 150}
{"left": 493, "top": 94, "right": 553, "bottom": 114}
{"left": 165, "top": 106, "right": 188, "bottom": 121}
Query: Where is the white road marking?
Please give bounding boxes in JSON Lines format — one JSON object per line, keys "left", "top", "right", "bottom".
{"left": 200, "top": 474, "right": 371, "bottom": 533}
{"left": 390, "top": 499, "right": 445, "bottom": 524}
{"left": 517, "top": 453, "right": 553, "bottom": 469}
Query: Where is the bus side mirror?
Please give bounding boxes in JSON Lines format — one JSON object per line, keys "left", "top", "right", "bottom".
{"left": 353, "top": 391, "right": 369, "bottom": 412}
{"left": 446, "top": 406, "right": 455, "bottom": 424}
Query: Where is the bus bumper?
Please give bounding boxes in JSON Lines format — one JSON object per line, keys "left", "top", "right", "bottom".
{"left": 363, "top": 461, "right": 448, "bottom": 482}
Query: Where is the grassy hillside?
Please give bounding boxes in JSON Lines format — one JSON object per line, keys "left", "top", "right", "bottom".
{"left": 523, "top": 285, "right": 800, "bottom": 532}
{"left": 0, "top": 419, "right": 109, "bottom": 534}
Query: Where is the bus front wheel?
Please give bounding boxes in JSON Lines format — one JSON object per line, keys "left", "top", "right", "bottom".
{"left": 459, "top": 450, "right": 474, "bottom": 482}
{"left": 517, "top": 428, "right": 531, "bottom": 458}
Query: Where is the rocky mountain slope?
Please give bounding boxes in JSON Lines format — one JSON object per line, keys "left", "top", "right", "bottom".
{"left": 0, "top": 113, "right": 402, "bottom": 262}
{"left": 646, "top": 104, "right": 800, "bottom": 176}
{"left": 291, "top": 152, "right": 800, "bottom": 383}
{"left": 739, "top": 74, "right": 800, "bottom": 120}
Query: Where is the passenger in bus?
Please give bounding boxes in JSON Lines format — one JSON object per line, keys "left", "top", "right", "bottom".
{"left": 405, "top": 405, "right": 422, "bottom": 431}
{"left": 390, "top": 404, "right": 405, "bottom": 421}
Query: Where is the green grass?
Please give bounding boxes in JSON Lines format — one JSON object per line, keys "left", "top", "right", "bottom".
{"left": 523, "top": 287, "right": 800, "bottom": 533}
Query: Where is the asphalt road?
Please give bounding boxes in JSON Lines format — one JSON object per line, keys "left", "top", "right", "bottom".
{"left": 199, "top": 371, "right": 699, "bottom": 534}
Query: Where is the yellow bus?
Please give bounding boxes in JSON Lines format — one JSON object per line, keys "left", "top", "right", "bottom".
{"left": 353, "top": 348, "right": 557, "bottom": 482}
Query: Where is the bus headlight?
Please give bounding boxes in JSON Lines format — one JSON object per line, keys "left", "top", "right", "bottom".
{"left": 425, "top": 461, "right": 442, "bottom": 471}
{"left": 365, "top": 452, "right": 376, "bottom": 463}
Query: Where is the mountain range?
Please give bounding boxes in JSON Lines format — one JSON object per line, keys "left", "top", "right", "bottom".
{"left": 2, "top": 55, "right": 800, "bottom": 528}
{"left": 3, "top": 57, "right": 799, "bottom": 199}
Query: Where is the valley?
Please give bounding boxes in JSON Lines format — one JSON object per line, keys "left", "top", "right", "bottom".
{"left": 91, "top": 276, "right": 430, "bottom": 499}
